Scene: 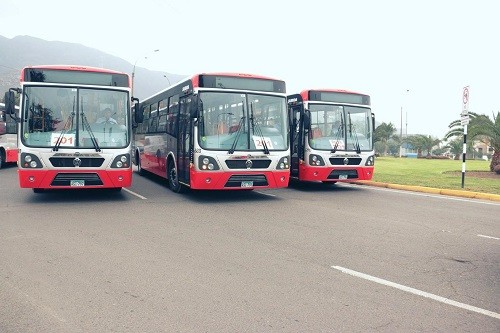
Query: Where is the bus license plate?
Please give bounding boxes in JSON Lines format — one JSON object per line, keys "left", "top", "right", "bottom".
{"left": 338, "top": 175, "right": 348, "bottom": 180}
{"left": 241, "top": 181, "right": 253, "bottom": 188}
{"left": 70, "top": 180, "right": 85, "bottom": 187}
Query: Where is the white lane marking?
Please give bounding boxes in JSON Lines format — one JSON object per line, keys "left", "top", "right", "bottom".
{"left": 477, "top": 234, "right": 500, "bottom": 240}
{"left": 255, "top": 191, "right": 276, "bottom": 197}
{"left": 123, "top": 188, "right": 147, "bottom": 200}
{"left": 332, "top": 265, "right": 500, "bottom": 320}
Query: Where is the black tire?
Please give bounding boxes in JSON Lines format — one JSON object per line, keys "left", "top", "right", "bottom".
{"left": 167, "top": 159, "right": 184, "bottom": 193}
{"left": 0, "top": 151, "right": 5, "bottom": 169}
{"left": 136, "top": 150, "right": 144, "bottom": 175}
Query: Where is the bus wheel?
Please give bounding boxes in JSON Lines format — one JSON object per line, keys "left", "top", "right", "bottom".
{"left": 136, "top": 150, "right": 144, "bottom": 175}
{"left": 0, "top": 151, "right": 4, "bottom": 169}
{"left": 167, "top": 160, "right": 183, "bottom": 193}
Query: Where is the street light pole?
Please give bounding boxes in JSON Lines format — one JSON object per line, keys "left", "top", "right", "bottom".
{"left": 131, "top": 49, "right": 159, "bottom": 97}
{"left": 399, "top": 89, "right": 410, "bottom": 158}
{"left": 163, "top": 75, "right": 171, "bottom": 86}
{"left": 399, "top": 106, "right": 403, "bottom": 158}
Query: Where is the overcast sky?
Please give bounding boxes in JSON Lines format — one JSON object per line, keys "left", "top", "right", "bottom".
{"left": 2, "top": 0, "right": 499, "bottom": 138}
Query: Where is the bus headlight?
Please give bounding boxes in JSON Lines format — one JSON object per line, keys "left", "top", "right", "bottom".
{"left": 111, "top": 154, "right": 130, "bottom": 168}
{"left": 198, "top": 155, "right": 220, "bottom": 170}
{"left": 309, "top": 154, "right": 325, "bottom": 166}
{"left": 365, "top": 155, "right": 375, "bottom": 166}
{"left": 20, "top": 153, "right": 43, "bottom": 168}
{"left": 276, "top": 156, "right": 290, "bottom": 170}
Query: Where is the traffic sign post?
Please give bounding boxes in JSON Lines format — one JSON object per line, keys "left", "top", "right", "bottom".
{"left": 461, "top": 86, "right": 469, "bottom": 188}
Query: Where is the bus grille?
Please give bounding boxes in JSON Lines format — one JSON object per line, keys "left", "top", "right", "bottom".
{"left": 327, "top": 170, "right": 359, "bottom": 180}
{"left": 49, "top": 157, "right": 105, "bottom": 168}
{"left": 51, "top": 173, "right": 103, "bottom": 186}
{"left": 224, "top": 174, "right": 268, "bottom": 187}
{"left": 329, "top": 157, "right": 362, "bottom": 165}
{"left": 225, "top": 159, "right": 271, "bottom": 169}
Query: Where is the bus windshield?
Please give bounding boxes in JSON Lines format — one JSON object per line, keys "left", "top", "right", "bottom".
{"left": 21, "top": 86, "right": 129, "bottom": 149}
{"left": 198, "top": 92, "right": 288, "bottom": 151}
{"left": 308, "top": 104, "right": 373, "bottom": 151}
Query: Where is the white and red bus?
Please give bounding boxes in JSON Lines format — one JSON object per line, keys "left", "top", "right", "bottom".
{"left": 133, "top": 73, "right": 290, "bottom": 192}
{"left": 287, "top": 89, "right": 375, "bottom": 183}
{"left": 3, "top": 65, "right": 133, "bottom": 192}
{"left": 0, "top": 102, "right": 19, "bottom": 168}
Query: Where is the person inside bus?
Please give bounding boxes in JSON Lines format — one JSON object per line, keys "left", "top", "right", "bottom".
{"left": 96, "top": 108, "right": 117, "bottom": 124}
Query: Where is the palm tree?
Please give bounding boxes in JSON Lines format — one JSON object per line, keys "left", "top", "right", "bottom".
{"left": 374, "top": 122, "right": 396, "bottom": 156}
{"left": 443, "top": 138, "right": 464, "bottom": 160}
{"left": 445, "top": 111, "right": 500, "bottom": 173}
{"left": 405, "top": 134, "right": 441, "bottom": 157}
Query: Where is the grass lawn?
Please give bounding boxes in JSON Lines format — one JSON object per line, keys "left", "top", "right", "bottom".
{"left": 372, "top": 157, "right": 500, "bottom": 195}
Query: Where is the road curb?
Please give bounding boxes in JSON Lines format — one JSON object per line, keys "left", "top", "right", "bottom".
{"left": 352, "top": 181, "right": 500, "bottom": 202}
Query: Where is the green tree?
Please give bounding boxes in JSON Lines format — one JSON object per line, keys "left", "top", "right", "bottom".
{"left": 445, "top": 111, "right": 500, "bottom": 173}
{"left": 374, "top": 122, "right": 396, "bottom": 156}
{"left": 406, "top": 134, "right": 441, "bottom": 157}
{"left": 443, "top": 138, "right": 464, "bottom": 160}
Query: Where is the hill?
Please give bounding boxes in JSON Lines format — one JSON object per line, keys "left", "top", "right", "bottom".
{"left": 0, "top": 35, "right": 185, "bottom": 100}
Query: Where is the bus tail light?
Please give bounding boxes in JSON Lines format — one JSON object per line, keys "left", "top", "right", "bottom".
{"left": 20, "top": 153, "right": 43, "bottom": 168}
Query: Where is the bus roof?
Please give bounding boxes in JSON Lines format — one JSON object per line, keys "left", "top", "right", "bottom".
{"left": 21, "top": 65, "right": 127, "bottom": 75}
{"left": 191, "top": 72, "right": 284, "bottom": 87}
{"left": 298, "top": 89, "right": 366, "bottom": 100}
{"left": 20, "top": 65, "right": 131, "bottom": 87}
{"left": 290, "top": 89, "right": 371, "bottom": 106}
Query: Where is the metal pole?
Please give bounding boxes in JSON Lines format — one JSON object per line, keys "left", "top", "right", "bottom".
{"left": 399, "top": 106, "right": 403, "bottom": 157}
{"left": 131, "top": 49, "right": 159, "bottom": 98}
{"left": 461, "top": 124, "right": 467, "bottom": 188}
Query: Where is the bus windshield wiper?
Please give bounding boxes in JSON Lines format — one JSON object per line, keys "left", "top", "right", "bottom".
{"left": 331, "top": 113, "right": 344, "bottom": 153}
{"left": 348, "top": 112, "right": 361, "bottom": 154}
{"left": 250, "top": 102, "right": 270, "bottom": 154}
{"left": 80, "top": 98, "right": 100, "bottom": 152}
{"left": 53, "top": 97, "right": 76, "bottom": 151}
{"left": 228, "top": 116, "right": 246, "bottom": 154}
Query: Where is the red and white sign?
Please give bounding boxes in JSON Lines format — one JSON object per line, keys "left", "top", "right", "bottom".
{"left": 462, "top": 86, "right": 470, "bottom": 115}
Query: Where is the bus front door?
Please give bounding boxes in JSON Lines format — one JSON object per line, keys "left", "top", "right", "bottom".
{"left": 177, "top": 96, "right": 191, "bottom": 185}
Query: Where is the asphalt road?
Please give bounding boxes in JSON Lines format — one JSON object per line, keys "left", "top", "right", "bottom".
{"left": 0, "top": 164, "right": 499, "bottom": 332}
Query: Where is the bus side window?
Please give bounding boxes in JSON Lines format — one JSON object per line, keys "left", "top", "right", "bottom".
{"left": 167, "top": 94, "right": 179, "bottom": 137}
{"left": 158, "top": 98, "right": 168, "bottom": 132}
{"left": 149, "top": 102, "right": 158, "bottom": 133}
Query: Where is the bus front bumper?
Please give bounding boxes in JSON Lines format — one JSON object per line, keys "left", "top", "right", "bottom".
{"left": 190, "top": 169, "right": 290, "bottom": 190}
{"left": 298, "top": 165, "right": 374, "bottom": 182}
{"left": 18, "top": 169, "right": 132, "bottom": 189}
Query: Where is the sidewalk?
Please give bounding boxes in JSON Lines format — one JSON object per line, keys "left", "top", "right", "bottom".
{"left": 353, "top": 180, "right": 500, "bottom": 202}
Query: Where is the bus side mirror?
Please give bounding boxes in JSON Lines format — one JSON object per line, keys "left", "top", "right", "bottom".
{"left": 303, "top": 109, "right": 311, "bottom": 129}
{"left": 4, "top": 91, "right": 16, "bottom": 114}
{"left": 190, "top": 97, "right": 200, "bottom": 119}
{"left": 371, "top": 113, "right": 375, "bottom": 142}
{"left": 132, "top": 98, "right": 143, "bottom": 124}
